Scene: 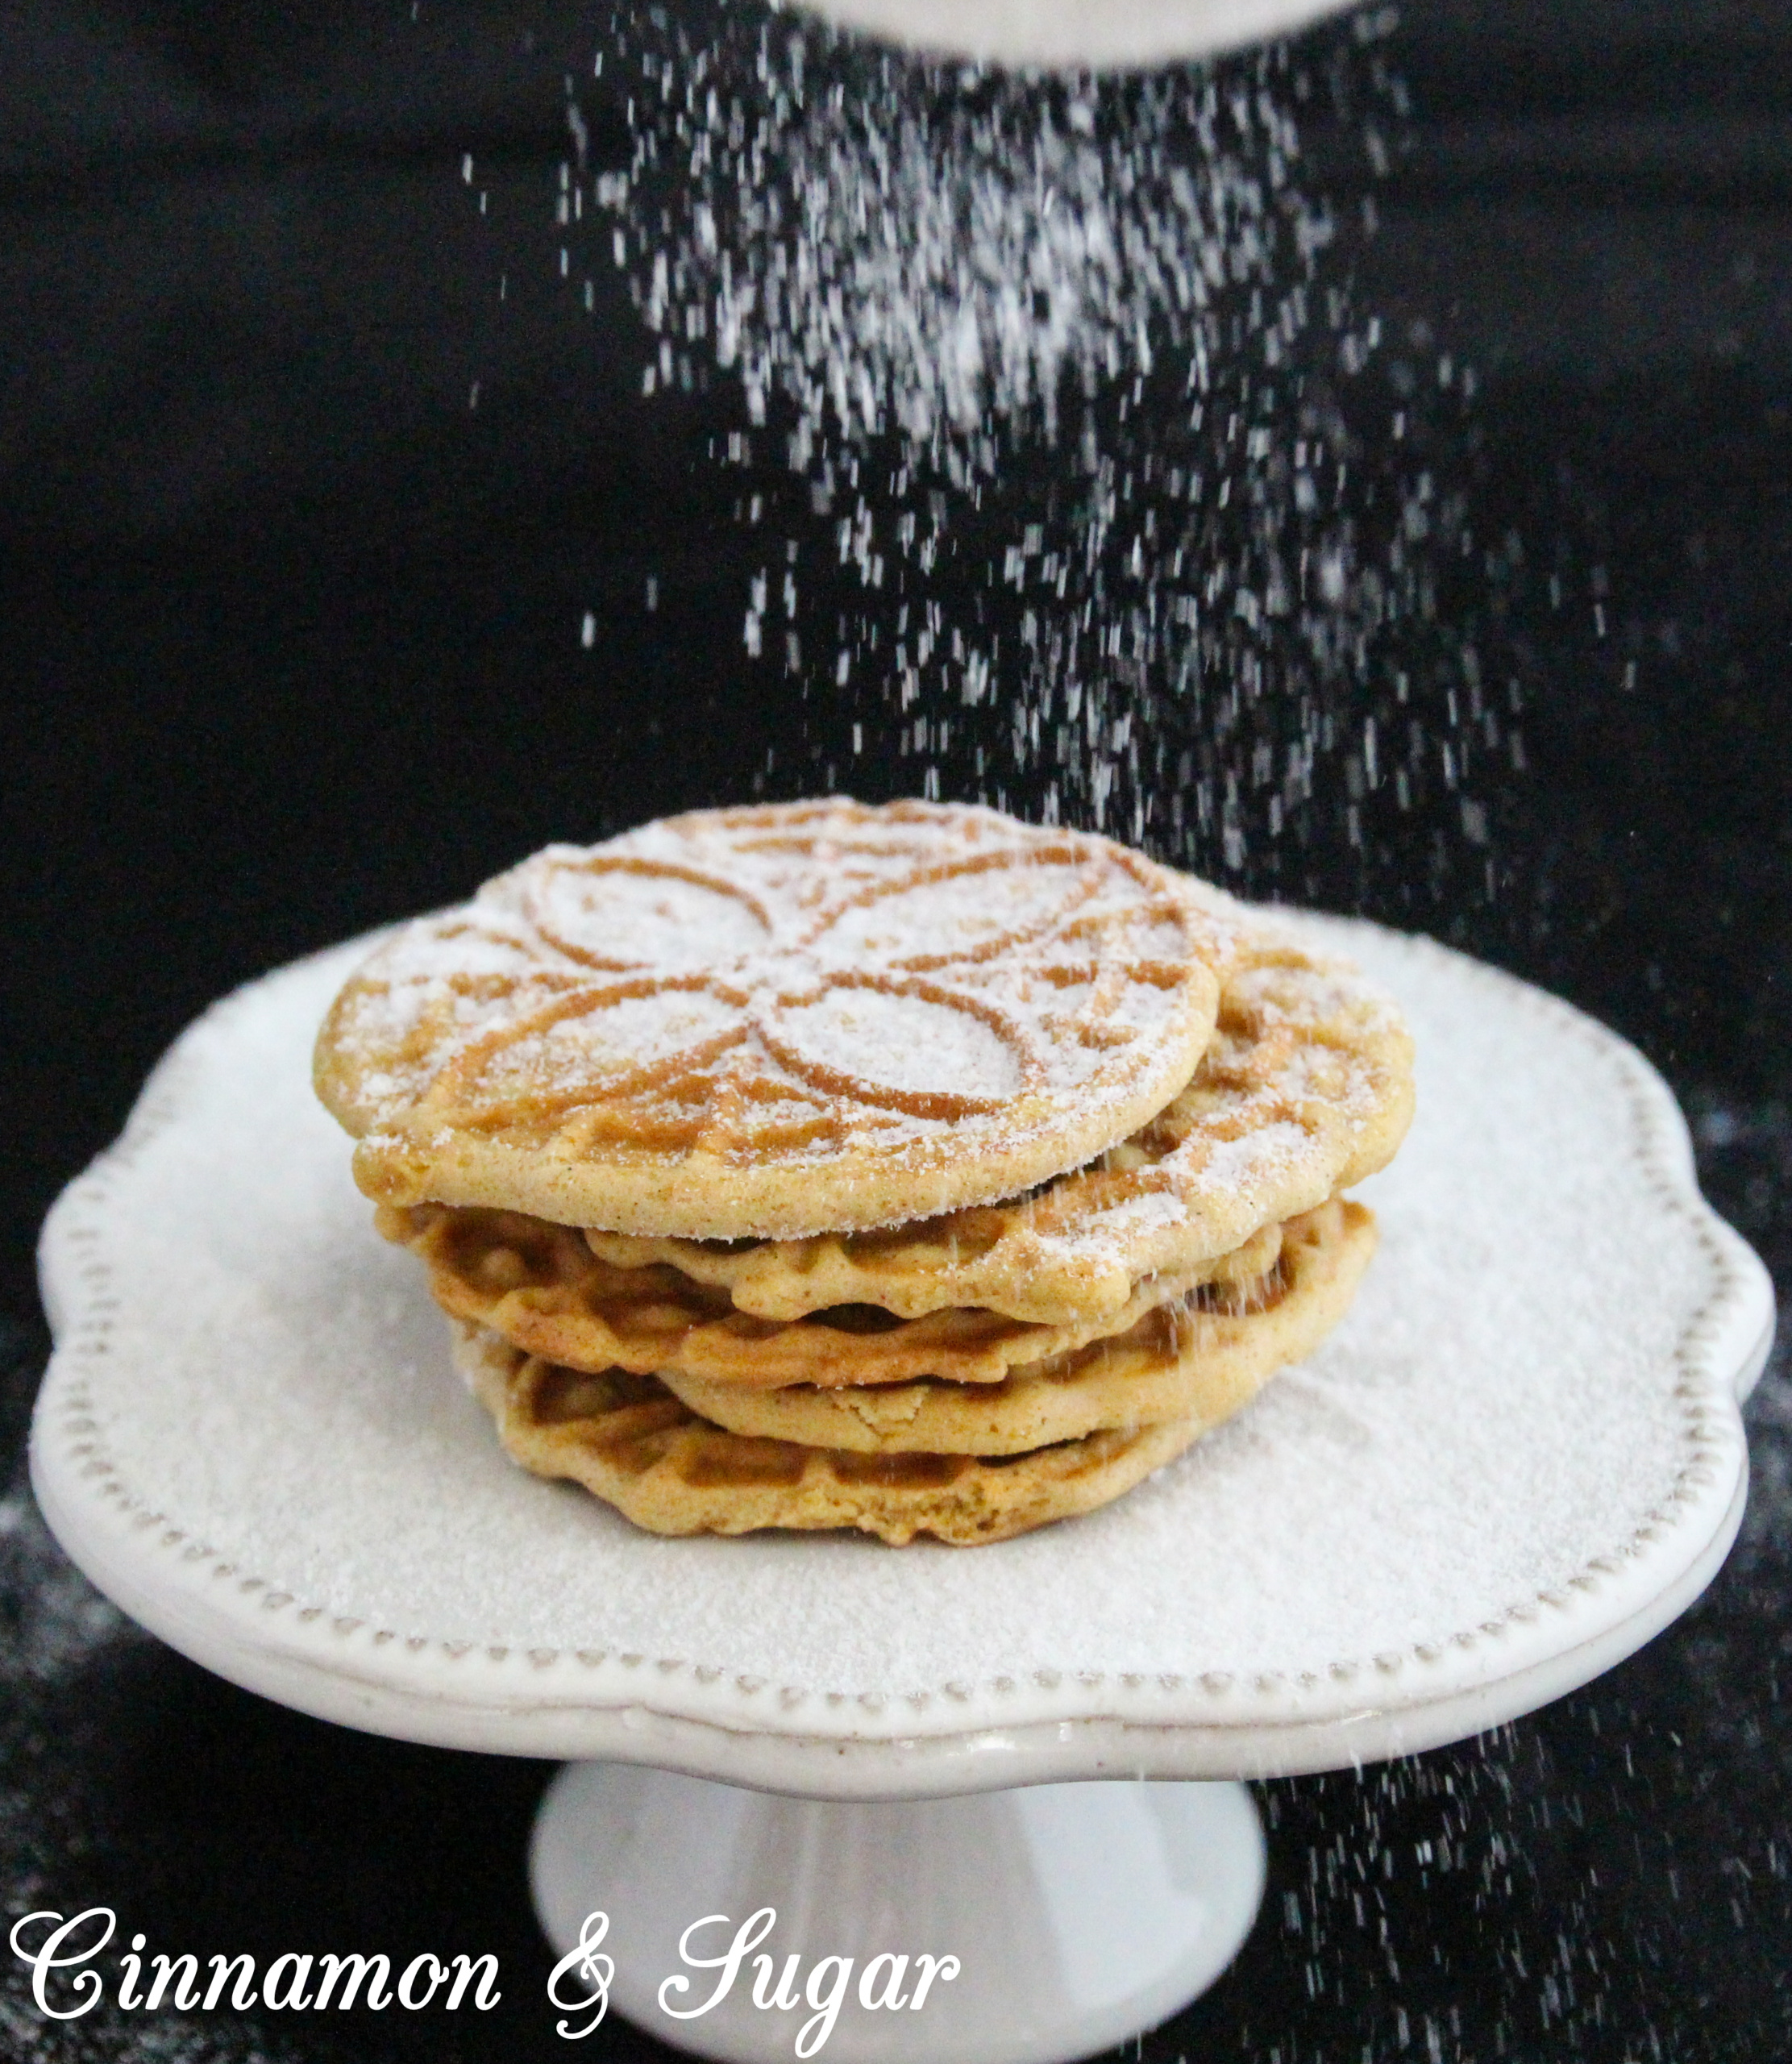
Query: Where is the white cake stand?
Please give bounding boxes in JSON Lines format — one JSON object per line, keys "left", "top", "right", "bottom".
{"left": 33, "top": 921, "right": 1773, "bottom": 2064}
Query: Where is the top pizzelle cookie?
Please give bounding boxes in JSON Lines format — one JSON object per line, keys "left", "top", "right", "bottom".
{"left": 314, "top": 801, "right": 1240, "bottom": 1238}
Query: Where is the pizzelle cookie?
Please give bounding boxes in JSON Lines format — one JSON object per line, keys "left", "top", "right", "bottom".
{"left": 315, "top": 800, "right": 1241, "bottom": 1239}
{"left": 583, "top": 924, "right": 1414, "bottom": 1327}
{"left": 451, "top": 1323, "right": 1209, "bottom": 1546}
{"left": 657, "top": 1201, "right": 1374, "bottom": 1454}
{"left": 318, "top": 803, "right": 1414, "bottom": 1546}
{"left": 377, "top": 1202, "right": 1283, "bottom": 1389}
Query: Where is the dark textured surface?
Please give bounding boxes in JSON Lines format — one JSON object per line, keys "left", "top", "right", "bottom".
{"left": 4, "top": 2, "right": 1791, "bottom": 2058}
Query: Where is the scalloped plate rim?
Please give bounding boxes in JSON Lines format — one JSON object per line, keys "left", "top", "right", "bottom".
{"left": 30, "top": 917, "right": 1773, "bottom": 1794}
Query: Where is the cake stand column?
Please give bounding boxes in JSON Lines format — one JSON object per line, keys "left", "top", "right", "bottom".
{"left": 530, "top": 1762, "right": 1266, "bottom": 2064}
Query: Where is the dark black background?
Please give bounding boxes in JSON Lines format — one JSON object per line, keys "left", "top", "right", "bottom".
{"left": 2, "top": 2, "right": 1790, "bottom": 2059}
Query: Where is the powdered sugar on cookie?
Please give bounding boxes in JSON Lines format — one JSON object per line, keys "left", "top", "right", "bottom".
{"left": 314, "top": 800, "right": 1238, "bottom": 1238}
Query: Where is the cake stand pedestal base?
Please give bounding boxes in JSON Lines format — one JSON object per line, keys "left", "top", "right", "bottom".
{"left": 530, "top": 1763, "right": 1266, "bottom": 2064}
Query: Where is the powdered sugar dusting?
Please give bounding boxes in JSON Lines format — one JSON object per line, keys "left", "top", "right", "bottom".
{"left": 41, "top": 920, "right": 1740, "bottom": 1706}
{"left": 314, "top": 802, "right": 1232, "bottom": 1237}
{"left": 779, "top": 985, "right": 1024, "bottom": 1099}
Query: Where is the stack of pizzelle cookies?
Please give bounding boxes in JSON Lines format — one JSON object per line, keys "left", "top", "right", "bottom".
{"left": 314, "top": 799, "right": 1413, "bottom": 1546}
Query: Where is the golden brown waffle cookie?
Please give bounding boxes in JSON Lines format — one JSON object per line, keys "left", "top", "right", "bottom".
{"left": 451, "top": 1323, "right": 1206, "bottom": 1546}
{"left": 585, "top": 926, "right": 1413, "bottom": 1326}
{"left": 658, "top": 1201, "right": 1374, "bottom": 1454}
{"left": 381, "top": 1203, "right": 1282, "bottom": 1390}
{"left": 316, "top": 801, "right": 1243, "bottom": 1239}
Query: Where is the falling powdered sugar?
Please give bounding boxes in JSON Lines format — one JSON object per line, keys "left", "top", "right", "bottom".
{"left": 538, "top": 6, "right": 1517, "bottom": 913}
